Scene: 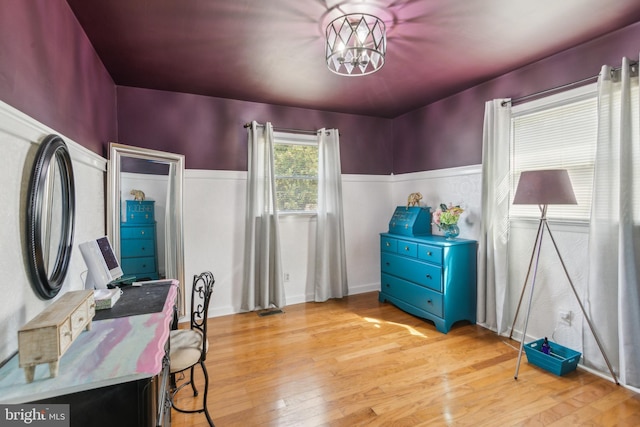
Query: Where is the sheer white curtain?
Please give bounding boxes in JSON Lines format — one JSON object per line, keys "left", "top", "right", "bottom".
{"left": 242, "top": 121, "right": 285, "bottom": 310}
{"left": 478, "top": 99, "right": 512, "bottom": 333}
{"left": 585, "top": 56, "right": 640, "bottom": 387}
{"left": 314, "top": 128, "right": 348, "bottom": 301}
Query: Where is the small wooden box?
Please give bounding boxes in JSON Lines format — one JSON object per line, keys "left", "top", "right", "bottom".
{"left": 18, "top": 290, "right": 95, "bottom": 382}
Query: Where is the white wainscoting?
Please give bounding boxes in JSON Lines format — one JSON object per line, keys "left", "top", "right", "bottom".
{"left": 182, "top": 171, "right": 395, "bottom": 317}
{"left": 507, "top": 219, "right": 589, "bottom": 352}
{"left": 0, "top": 101, "right": 106, "bottom": 363}
{"left": 184, "top": 166, "right": 484, "bottom": 318}
{"left": 391, "top": 165, "right": 483, "bottom": 241}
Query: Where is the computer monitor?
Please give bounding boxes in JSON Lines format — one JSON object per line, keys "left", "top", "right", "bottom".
{"left": 79, "top": 236, "right": 123, "bottom": 289}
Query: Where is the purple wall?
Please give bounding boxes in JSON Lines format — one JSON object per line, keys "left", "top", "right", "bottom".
{"left": 2, "top": 1, "right": 640, "bottom": 175}
{"left": 392, "top": 21, "right": 640, "bottom": 174}
{"left": 0, "top": 1, "right": 116, "bottom": 154}
{"left": 116, "top": 87, "right": 393, "bottom": 174}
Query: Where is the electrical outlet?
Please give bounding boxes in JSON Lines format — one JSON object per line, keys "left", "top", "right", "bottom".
{"left": 559, "top": 309, "right": 572, "bottom": 326}
{"left": 284, "top": 273, "right": 290, "bottom": 282}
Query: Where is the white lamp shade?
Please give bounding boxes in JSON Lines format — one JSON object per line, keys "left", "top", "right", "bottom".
{"left": 513, "top": 169, "right": 577, "bottom": 205}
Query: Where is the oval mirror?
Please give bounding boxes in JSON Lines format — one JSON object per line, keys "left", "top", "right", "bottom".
{"left": 26, "top": 134, "right": 76, "bottom": 299}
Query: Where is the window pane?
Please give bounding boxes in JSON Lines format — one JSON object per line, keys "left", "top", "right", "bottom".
{"left": 510, "top": 91, "right": 597, "bottom": 220}
{"left": 274, "top": 142, "right": 318, "bottom": 212}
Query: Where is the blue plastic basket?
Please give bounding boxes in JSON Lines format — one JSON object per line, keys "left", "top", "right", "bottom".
{"left": 524, "top": 339, "right": 581, "bottom": 376}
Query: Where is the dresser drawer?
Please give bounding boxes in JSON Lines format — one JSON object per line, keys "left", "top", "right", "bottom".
{"left": 418, "top": 244, "right": 443, "bottom": 265}
{"left": 397, "top": 240, "right": 418, "bottom": 257}
{"left": 121, "top": 257, "right": 157, "bottom": 274}
{"left": 382, "top": 274, "right": 443, "bottom": 318}
{"left": 121, "top": 225, "right": 155, "bottom": 239}
{"left": 70, "top": 303, "right": 91, "bottom": 339}
{"left": 381, "top": 236, "right": 398, "bottom": 253}
{"left": 58, "top": 320, "right": 72, "bottom": 355}
{"left": 381, "top": 236, "right": 421, "bottom": 258}
{"left": 381, "top": 252, "right": 442, "bottom": 292}
{"left": 121, "top": 238, "right": 156, "bottom": 257}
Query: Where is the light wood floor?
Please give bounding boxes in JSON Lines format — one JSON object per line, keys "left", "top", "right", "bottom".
{"left": 171, "top": 292, "right": 640, "bottom": 427}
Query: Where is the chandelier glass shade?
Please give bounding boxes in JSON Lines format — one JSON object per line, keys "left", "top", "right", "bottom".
{"left": 325, "top": 13, "right": 386, "bottom": 76}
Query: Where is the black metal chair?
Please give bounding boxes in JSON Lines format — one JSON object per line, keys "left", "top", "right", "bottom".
{"left": 169, "top": 271, "right": 215, "bottom": 426}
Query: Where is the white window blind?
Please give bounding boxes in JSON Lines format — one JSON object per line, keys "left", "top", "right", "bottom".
{"left": 510, "top": 86, "right": 597, "bottom": 220}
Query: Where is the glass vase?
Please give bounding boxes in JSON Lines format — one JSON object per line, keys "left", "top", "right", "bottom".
{"left": 443, "top": 224, "right": 460, "bottom": 240}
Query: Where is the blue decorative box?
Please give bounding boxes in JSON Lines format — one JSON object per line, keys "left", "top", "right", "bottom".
{"left": 524, "top": 338, "right": 581, "bottom": 376}
{"left": 125, "top": 200, "right": 155, "bottom": 223}
{"left": 388, "top": 206, "right": 432, "bottom": 236}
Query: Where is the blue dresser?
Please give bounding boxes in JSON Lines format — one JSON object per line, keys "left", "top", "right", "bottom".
{"left": 120, "top": 200, "right": 159, "bottom": 281}
{"left": 378, "top": 207, "right": 477, "bottom": 333}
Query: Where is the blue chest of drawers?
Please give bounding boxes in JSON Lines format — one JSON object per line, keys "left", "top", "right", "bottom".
{"left": 379, "top": 233, "right": 477, "bottom": 333}
{"left": 120, "top": 200, "right": 159, "bottom": 281}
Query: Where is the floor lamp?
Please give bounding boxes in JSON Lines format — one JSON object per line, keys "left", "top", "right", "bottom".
{"left": 510, "top": 169, "right": 618, "bottom": 383}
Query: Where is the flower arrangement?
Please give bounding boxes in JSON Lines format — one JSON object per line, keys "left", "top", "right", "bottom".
{"left": 433, "top": 203, "right": 464, "bottom": 238}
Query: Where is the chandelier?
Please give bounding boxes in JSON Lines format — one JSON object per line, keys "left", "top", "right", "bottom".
{"left": 325, "top": 13, "right": 386, "bottom": 76}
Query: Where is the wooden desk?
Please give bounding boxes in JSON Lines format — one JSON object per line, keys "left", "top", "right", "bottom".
{"left": 0, "top": 281, "right": 178, "bottom": 426}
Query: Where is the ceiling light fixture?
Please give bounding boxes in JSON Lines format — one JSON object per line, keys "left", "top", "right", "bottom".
{"left": 325, "top": 13, "right": 386, "bottom": 76}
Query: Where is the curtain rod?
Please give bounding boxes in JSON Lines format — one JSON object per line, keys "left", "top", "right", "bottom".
{"left": 243, "top": 122, "right": 319, "bottom": 136}
{"left": 502, "top": 60, "right": 639, "bottom": 107}
{"left": 502, "top": 75, "right": 597, "bottom": 107}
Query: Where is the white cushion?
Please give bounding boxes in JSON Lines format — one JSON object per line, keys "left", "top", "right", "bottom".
{"left": 170, "top": 329, "right": 205, "bottom": 373}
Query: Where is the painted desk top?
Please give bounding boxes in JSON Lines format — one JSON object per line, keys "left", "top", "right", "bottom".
{"left": 0, "top": 281, "right": 178, "bottom": 404}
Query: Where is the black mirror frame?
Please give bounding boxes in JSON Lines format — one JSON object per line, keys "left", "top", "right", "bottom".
{"left": 26, "top": 134, "right": 76, "bottom": 299}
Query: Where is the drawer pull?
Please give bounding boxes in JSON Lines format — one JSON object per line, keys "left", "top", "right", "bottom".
{"left": 386, "top": 283, "right": 390, "bottom": 288}
{"left": 426, "top": 274, "right": 432, "bottom": 279}
{"left": 386, "top": 242, "right": 390, "bottom": 247}
{"left": 404, "top": 246, "right": 409, "bottom": 251}
{"left": 427, "top": 251, "right": 432, "bottom": 256}
{"left": 385, "top": 262, "right": 390, "bottom": 266}
{"left": 141, "top": 230, "right": 145, "bottom": 235}
{"left": 427, "top": 299, "right": 432, "bottom": 304}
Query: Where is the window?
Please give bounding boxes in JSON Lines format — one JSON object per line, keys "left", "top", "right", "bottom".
{"left": 510, "top": 85, "right": 597, "bottom": 221}
{"left": 273, "top": 132, "right": 318, "bottom": 213}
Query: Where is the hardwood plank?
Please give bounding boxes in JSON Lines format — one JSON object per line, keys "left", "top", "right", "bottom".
{"left": 171, "top": 292, "right": 640, "bottom": 426}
